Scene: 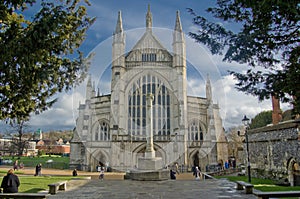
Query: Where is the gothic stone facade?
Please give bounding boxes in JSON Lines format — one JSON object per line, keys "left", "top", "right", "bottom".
{"left": 70, "top": 7, "right": 227, "bottom": 172}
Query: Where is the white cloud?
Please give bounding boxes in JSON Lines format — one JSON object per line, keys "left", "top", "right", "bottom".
{"left": 187, "top": 77, "right": 205, "bottom": 97}
{"left": 212, "top": 75, "right": 276, "bottom": 129}
{"left": 30, "top": 90, "right": 85, "bottom": 128}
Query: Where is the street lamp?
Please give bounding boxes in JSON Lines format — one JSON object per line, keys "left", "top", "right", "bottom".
{"left": 241, "top": 115, "right": 251, "bottom": 183}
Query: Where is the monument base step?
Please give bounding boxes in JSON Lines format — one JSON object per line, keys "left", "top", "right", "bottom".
{"left": 125, "top": 169, "right": 169, "bottom": 181}
{"left": 138, "top": 157, "right": 163, "bottom": 170}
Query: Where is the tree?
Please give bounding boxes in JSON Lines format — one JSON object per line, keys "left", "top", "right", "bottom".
{"left": 0, "top": 0, "right": 95, "bottom": 122}
{"left": 188, "top": 0, "right": 300, "bottom": 115}
{"left": 8, "top": 120, "right": 30, "bottom": 156}
{"left": 249, "top": 110, "right": 272, "bottom": 129}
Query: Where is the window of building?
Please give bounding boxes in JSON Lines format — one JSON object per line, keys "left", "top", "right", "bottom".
{"left": 128, "top": 75, "right": 171, "bottom": 141}
{"left": 142, "top": 53, "right": 157, "bottom": 62}
{"left": 188, "top": 121, "right": 204, "bottom": 141}
{"left": 94, "top": 122, "right": 110, "bottom": 141}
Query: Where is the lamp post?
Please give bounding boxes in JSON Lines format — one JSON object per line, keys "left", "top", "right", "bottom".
{"left": 242, "top": 115, "right": 251, "bottom": 183}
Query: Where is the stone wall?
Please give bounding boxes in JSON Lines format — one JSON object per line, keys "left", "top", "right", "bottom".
{"left": 247, "top": 119, "right": 300, "bottom": 185}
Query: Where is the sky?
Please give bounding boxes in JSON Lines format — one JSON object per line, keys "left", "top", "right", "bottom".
{"left": 1, "top": 0, "right": 291, "bottom": 133}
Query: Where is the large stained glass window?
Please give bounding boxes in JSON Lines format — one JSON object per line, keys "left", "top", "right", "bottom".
{"left": 128, "top": 74, "right": 171, "bottom": 141}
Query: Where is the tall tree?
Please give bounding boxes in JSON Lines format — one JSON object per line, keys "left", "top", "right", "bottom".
{"left": 188, "top": 0, "right": 300, "bottom": 115}
{"left": 249, "top": 110, "right": 272, "bottom": 129}
{"left": 0, "top": 0, "right": 95, "bottom": 122}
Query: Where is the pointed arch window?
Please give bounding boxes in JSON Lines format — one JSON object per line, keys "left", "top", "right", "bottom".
{"left": 128, "top": 74, "right": 170, "bottom": 140}
{"left": 188, "top": 120, "right": 204, "bottom": 142}
{"left": 94, "top": 122, "right": 110, "bottom": 141}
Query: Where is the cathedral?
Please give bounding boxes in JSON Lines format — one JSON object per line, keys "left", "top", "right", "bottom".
{"left": 70, "top": 7, "right": 228, "bottom": 172}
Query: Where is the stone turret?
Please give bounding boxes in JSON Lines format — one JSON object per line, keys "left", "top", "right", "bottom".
{"left": 111, "top": 11, "right": 125, "bottom": 91}
{"left": 172, "top": 11, "right": 186, "bottom": 68}
{"left": 206, "top": 74, "right": 212, "bottom": 103}
{"left": 86, "top": 75, "right": 93, "bottom": 101}
{"left": 146, "top": 4, "right": 152, "bottom": 32}
{"left": 172, "top": 11, "right": 188, "bottom": 165}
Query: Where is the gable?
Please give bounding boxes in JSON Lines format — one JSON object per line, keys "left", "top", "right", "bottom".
{"left": 125, "top": 31, "right": 172, "bottom": 66}
{"left": 131, "top": 31, "right": 166, "bottom": 51}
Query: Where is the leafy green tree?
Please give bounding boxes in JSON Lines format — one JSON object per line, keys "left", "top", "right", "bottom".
{"left": 0, "top": 0, "right": 95, "bottom": 122}
{"left": 282, "top": 109, "right": 293, "bottom": 121}
{"left": 249, "top": 110, "right": 272, "bottom": 129}
{"left": 188, "top": 0, "right": 300, "bottom": 115}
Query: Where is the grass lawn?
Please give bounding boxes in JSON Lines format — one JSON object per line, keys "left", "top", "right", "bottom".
{"left": 0, "top": 174, "right": 81, "bottom": 193}
{"left": 18, "top": 176, "right": 77, "bottom": 193}
{"left": 2, "top": 155, "right": 70, "bottom": 169}
{"left": 215, "top": 176, "right": 300, "bottom": 192}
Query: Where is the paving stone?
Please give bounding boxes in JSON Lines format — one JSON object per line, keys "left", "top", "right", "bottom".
{"left": 47, "top": 178, "right": 257, "bottom": 199}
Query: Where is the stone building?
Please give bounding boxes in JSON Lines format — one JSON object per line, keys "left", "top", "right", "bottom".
{"left": 70, "top": 7, "right": 227, "bottom": 172}
{"left": 247, "top": 119, "right": 300, "bottom": 186}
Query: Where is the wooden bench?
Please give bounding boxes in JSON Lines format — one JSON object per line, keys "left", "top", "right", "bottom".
{"left": 0, "top": 193, "right": 48, "bottom": 198}
{"left": 236, "top": 181, "right": 254, "bottom": 194}
{"left": 253, "top": 191, "right": 300, "bottom": 199}
{"left": 48, "top": 181, "right": 67, "bottom": 195}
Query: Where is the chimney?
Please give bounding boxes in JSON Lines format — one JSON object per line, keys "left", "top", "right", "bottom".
{"left": 271, "top": 94, "right": 282, "bottom": 125}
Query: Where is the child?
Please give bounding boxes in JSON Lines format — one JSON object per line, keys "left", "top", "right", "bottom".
{"left": 99, "top": 166, "right": 104, "bottom": 180}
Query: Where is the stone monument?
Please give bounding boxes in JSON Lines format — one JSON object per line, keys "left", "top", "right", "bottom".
{"left": 126, "top": 93, "right": 169, "bottom": 180}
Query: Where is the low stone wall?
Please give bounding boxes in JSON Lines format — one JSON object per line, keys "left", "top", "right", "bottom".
{"left": 247, "top": 119, "right": 300, "bottom": 185}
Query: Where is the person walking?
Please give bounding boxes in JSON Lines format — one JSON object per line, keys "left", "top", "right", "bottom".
{"left": 35, "top": 163, "right": 42, "bottom": 176}
{"left": 170, "top": 169, "right": 176, "bottom": 180}
{"left": 1, "top": 169, "right": 20, "bottom": 193}
{"left": 174, "top": 163, "right": 179, "bottom": 175}
{"left": 99, "top": 166, "right": 105, "bottom": 180}
{"left": 13, "top": 160, "right": 18, "bottom": 171}
{"left": 193, "top": 166, "right": 201, "bottom": 180}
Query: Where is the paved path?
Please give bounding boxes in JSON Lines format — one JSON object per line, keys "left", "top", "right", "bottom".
{"left": 47, "top": 178, "right": 257, "bottom": 199}
{"left": 0, "top": 166, "right": 257, "bottom": 198}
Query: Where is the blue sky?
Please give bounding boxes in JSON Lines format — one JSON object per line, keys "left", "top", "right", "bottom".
{"left": 80, "top": 1, "right": 215, "bottom": 55}
{"left": 1, "top": 0, "right": 287, "bottom": 133}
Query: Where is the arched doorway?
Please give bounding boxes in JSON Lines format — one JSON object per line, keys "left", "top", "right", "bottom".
{"left": 193, "top": 152, "right": 199, "bottom": 167}
{"left": 189, "top": 149, "right": 209, "bottom": 172}
{"left": 90, "top": 150, "right": 109, "bottom": 172}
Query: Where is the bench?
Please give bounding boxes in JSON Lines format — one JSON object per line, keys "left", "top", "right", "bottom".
{"left": 236, "top": 181, "right": 254, "bottom": 194}
{"left": 253, "top": 191, "right": 300, "bottom": 199}
{"left": 48, "top": 181, "right": 67, "bottom": 195}
{"left": 0, "top": 193, "right": 48, "bottom": 198}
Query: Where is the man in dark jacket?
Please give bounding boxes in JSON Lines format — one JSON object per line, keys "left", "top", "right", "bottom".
{"left": 1, "top": 169, "right": 20, "bottom": 193}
